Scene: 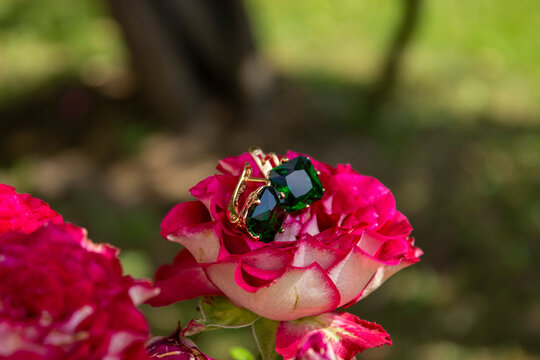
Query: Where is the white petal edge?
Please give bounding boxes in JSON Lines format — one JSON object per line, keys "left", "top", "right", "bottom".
{"left": 206, "top": 262, "right": 340, "bottom": 321}
{"left": 328, "top": 248, "right": 382, "bottom": 307}
{"left": 129, "top": 284, "right": 161, "bottom": 305}
{"left": 168, "top": 228, "right": 220, "bottom": 263}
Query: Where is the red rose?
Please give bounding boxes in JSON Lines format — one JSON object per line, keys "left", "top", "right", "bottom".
{"left": 150, "top": 152, "right": 422, "bottom": 321}
{"left": 0, "top": 185, "right": 62, "bottom": 235}
{"left": 0, "top": 223, "right": 157, "bottom": 359}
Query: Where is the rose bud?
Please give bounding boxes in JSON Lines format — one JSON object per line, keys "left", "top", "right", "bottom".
{"left": 149, "top": 151, "right": 422, "bottom": 322}
{"left": 147, "top": 328, "right": 213, "bottom": 360}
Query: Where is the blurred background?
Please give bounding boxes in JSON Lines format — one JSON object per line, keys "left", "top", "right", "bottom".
{"left": 1, "top": 0, "right": 539, "bottom": 359}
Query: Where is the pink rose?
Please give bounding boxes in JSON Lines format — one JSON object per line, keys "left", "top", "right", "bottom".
{"left": 0, "top": 222, "right": 158, "bottom": 359}
{"left": 150, "top": 151, "right": 422, "bottom": 321}
{"left": 0, "top": 185, "right": 62, "bottom": 235}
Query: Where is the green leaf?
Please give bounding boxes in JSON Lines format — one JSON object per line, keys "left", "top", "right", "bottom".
{"left": 200, "top": 296, "right": 260, "bottom": 327}
{"left": 230, "top": 346, "right": 256, "bottom": 360}
{"left": 183, "top": 296, "right": 260, "bottom": 336}
{"left": 252, "top": 318, "right": 280, "bottom": 360}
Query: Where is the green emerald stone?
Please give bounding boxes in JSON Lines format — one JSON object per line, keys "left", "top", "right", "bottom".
{"left": 269, "top": 156, "right": 324, "bottom": 212}
{"left": 246, "top": 186, "right": 286, "bottom": 243}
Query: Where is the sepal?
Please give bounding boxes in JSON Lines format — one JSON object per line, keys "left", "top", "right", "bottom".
{"left": 182, "top": 296, "right": 259, "bottom": 336}
{"left": 252, "top": 317, "right": 279, "bottom": 360}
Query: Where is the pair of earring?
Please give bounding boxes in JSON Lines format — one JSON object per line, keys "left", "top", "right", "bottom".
{"left": 227, "top": 148, "right": 324, "bottom": 242}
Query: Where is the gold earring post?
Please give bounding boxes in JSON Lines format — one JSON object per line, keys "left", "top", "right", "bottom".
{"left": 249, "top": 147, "right": 281, "bottom": 178}
{"left": 227, "top": 162, "right": 269, "bottom": 225}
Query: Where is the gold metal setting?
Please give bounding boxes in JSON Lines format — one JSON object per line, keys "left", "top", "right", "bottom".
{"left": 248, "top": 147, "right": 289, "bottom": 178}
{"left": 227, "top": 147, "right": 289, "bottom": 238}
{"left": 227, "top": 162, "right": 268, "bottom": 225}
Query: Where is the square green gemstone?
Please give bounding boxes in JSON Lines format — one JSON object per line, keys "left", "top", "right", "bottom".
{"left": 245, "top": 186, "right": 286, "bottom": 243}
{"left": 269, "top": 156, "right": 324, "bottom": 212}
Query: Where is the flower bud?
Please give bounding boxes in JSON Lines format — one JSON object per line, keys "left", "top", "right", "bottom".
{"left": 147, "top": 329, "right": 214, "bottom": 360}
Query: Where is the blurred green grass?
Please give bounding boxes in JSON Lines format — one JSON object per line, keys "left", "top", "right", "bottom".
{"left": 245, "top": 0, "right": 540, "bottom": 124}
{"left": 0, "top": 0, "right": 125, "bottom": 107}
{"left": 2, "top": 0, "right": 539, "bottom": 120}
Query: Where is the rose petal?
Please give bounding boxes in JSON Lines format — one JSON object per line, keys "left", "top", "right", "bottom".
{"left": 238, "top": 263, "right": 287, "bottom": 290}
{"left": 274, "top": 216, "right": 303, "bottom": 243}
{"left": 327, "top": 244, "right": 382, "bottom": 307}
{"left": 211, "top": 175, "right": 239, "bottom": 213}
{"left": 276, "top": 312, "right": 391, "bottom": 360}
{"left": 189, "top": 176, "right": 220, "bottom": 210}
{"left": 0, "top": 185, "right": 62, "bottom": 236}
{"left": 230, "top": 247, "right": 295, "bottom": 291}
{"left": 217, "top": 153, "right": 261, "bottom": 177}
{"left": 295, "top": 332, "right": 337, "bottom": 360}
{"left": 357, "top": 230, "right": 407, "bottom": 262}
{"left": 161, "top": 201, "right": 212, "bottom": 237}
{"left": 352, "top": 238, "right": 422, "bottom": 305}
{"left": 292, "top": 237, "right": 344, "bottom": 270}
{"left": 147, "top": 249, "right": 223, "bottom": 306}
{"left": 377, "top": 210, "right": 413, "bottom": 238}
{"left": 104, "top": 331, "right": 140, "bottom": 359}
{"left": 129, "top": 280, "right": 161, "bottom": 306}
{"left": 0, "top": 323, "right": 25, "bottom": 356}
{"left": 240, "top": 246, "right": 294, "bottom": 271}
{"left": 206, "top": 261, "right": 340, "bottom": 321}
{"left": 161, "top": 201, "right": 221, "bottom": 263}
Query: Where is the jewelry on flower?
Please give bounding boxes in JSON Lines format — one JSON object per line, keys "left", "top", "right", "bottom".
{"left": 227, "top": 147, "right": 325, "bottom": 242}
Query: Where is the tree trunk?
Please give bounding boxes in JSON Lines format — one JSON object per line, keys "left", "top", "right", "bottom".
{"left": 366, "top": 0, "right": 423, "bottom": 116}
{"left": 107, "top": 0, "right": 263, "bottom": 125}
